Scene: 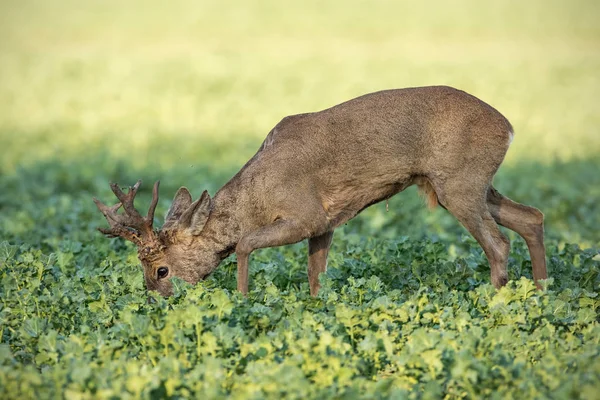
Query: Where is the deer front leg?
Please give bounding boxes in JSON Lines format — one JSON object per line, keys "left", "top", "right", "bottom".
{"left": 235, "top": 219, "right": 310, "bottom": 295}
{"left": 308, "top": 231, "right": 334, "bottom": 296}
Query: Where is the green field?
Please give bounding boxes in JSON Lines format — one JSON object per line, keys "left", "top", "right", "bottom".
{"left": 1, "top": 0, "right": 599, "bottom": 398}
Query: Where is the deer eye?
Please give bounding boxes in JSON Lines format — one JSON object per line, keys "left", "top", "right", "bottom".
{"left": 157, "top": 267, "right": 169, "bottom": 279}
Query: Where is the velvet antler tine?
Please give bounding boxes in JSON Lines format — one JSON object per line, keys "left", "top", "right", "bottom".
{"left": 109, "top": 180, "right": 143, "bottom": 218}
{"left": 94, "top": 180, "right": 159, "bottom": 245}
{"left": 147, "top": 181, "right": 160, "bottom": 223}
{"left": 92, "top": 198, "right": 123, "bottom": 227}
{"left": 98, "top": 226, "right": 142, "bottom": 245}
{"left": 108, "top": 182, "right": 126, "bottom": 202}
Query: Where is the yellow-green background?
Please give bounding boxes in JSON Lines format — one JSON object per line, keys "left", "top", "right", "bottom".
{"left": 2, "top": 0, "right": 599, "bottom": 164}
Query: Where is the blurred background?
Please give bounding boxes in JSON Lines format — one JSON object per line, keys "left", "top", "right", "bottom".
{"left": 1, "top": 0, "right": 599, "bottom": 250}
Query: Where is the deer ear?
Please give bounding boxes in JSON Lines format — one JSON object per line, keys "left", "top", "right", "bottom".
{"left": 180, "top": 190, "right": 212, "bottom": 235}
{"left": 165, "top": 187, "right": 193, "bottom": 225}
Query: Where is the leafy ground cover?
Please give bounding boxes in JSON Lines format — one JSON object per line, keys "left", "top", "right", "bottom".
{"left": 1, "top": 0, "right": 599, "bottom": 398}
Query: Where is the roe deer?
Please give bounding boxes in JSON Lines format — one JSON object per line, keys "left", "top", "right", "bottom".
{"left": 94, "top": 86, "right": 547, "bottom": 296}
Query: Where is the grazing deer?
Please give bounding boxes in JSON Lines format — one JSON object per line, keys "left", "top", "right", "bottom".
{"left": 94, "top": 86, "right": 547, "bottom": 296}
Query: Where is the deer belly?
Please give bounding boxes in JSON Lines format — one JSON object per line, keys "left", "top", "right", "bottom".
{"left": 321, "top": 177, "right": 412, "bottom": 227}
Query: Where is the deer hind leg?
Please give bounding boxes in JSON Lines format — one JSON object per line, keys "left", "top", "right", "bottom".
{"left": 308, "top": 230, "right": 334, "bottom": 296}
{"left": 436, "top": 181, "right": 511, "bottom": 288}
{"left": 487, "top": 187, "right": 547, "bottom": 289}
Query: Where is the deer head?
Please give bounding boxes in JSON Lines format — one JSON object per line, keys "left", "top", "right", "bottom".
{"left": 93, "top": 180, "right": 220, "bottom": 296}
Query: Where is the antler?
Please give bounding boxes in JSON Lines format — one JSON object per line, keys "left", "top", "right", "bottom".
{"left": 93, "top": 180, "right": 160, "bottom": 246}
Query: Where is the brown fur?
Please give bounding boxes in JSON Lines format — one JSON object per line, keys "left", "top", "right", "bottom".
{"left": 95, "top": 86, "right": 547, "bottom": 297}
{"left": 416, "top": 177, "right": 439, "bottom": 209}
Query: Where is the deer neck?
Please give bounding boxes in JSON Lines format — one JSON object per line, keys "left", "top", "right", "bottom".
{"left": 191, "top": 185, "right": 241, "bottom": 260}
